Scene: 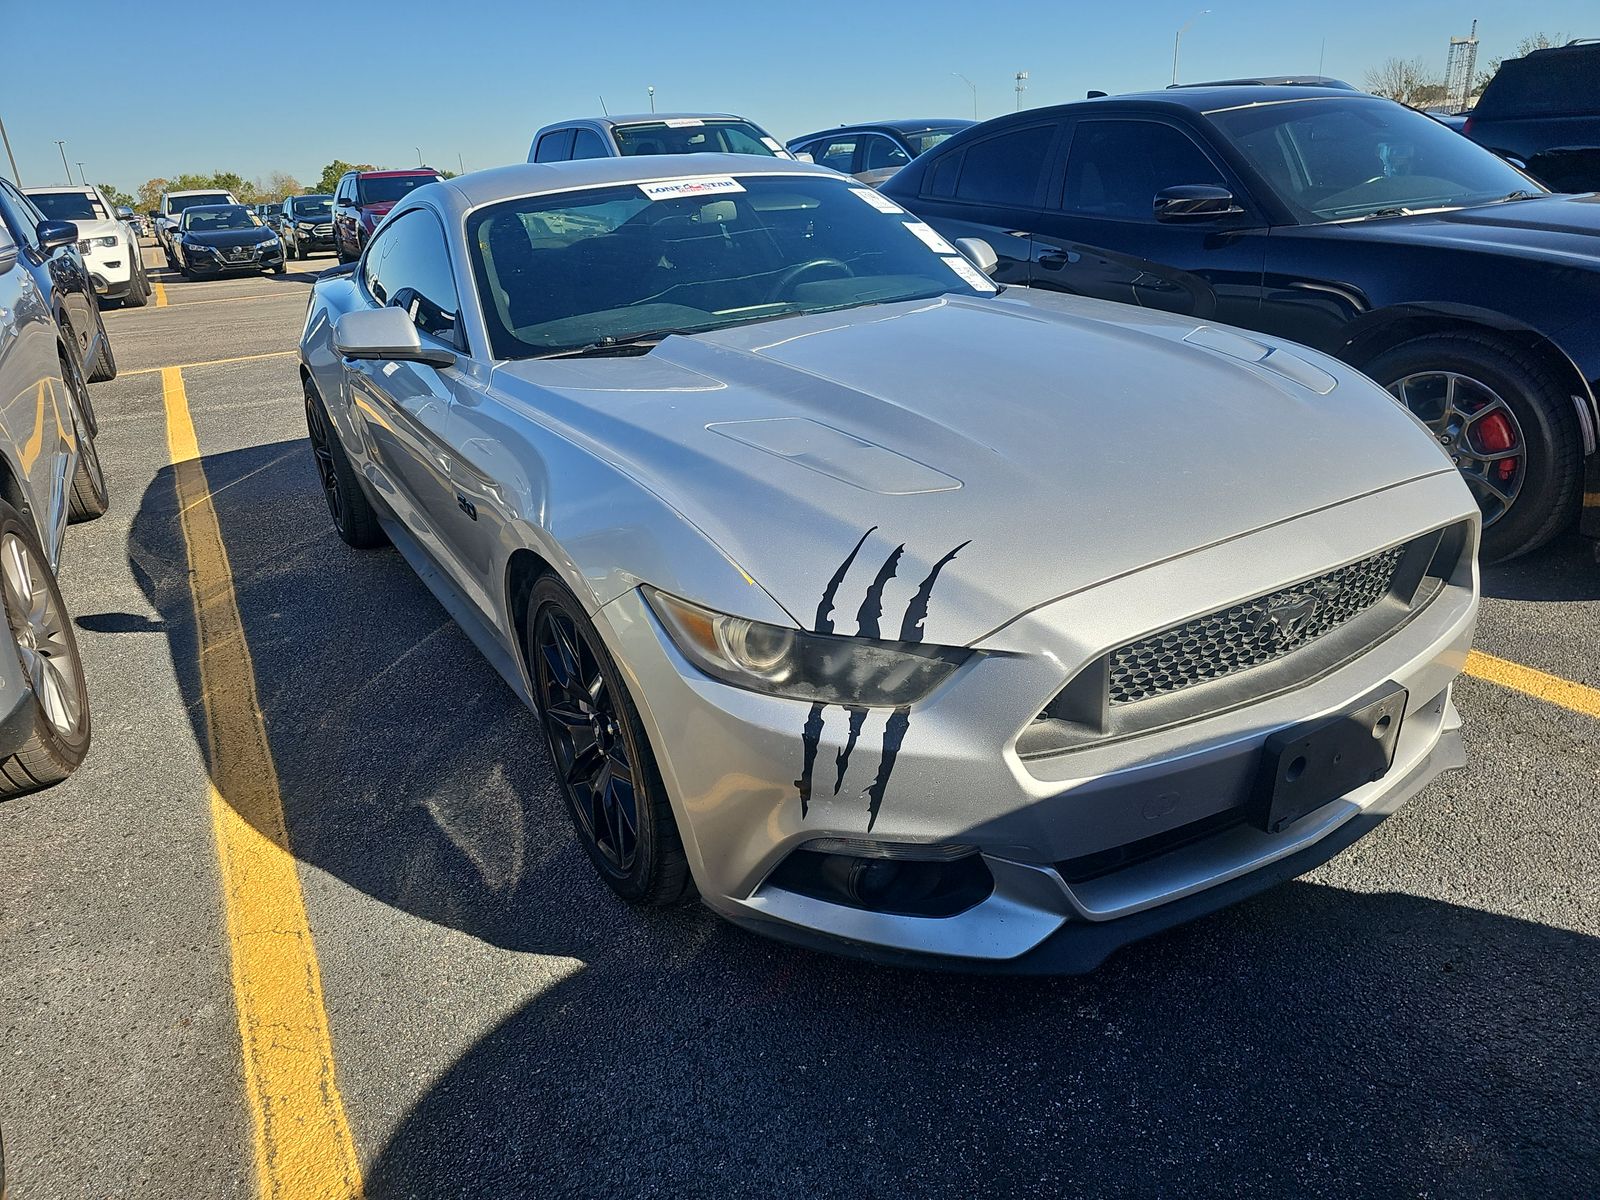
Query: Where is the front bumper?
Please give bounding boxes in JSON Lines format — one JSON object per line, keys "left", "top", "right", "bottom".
{"left": 183, "top": 243, "right": 285, "bottom": 273}
{"left": 83, "top": 246, "right": 133, "bottom": 296}
{"left": 599, "top": 471, "right": 1480, "bottom": 970}
{"left": 290, "top": 225, "right": 335, "bottom": 250}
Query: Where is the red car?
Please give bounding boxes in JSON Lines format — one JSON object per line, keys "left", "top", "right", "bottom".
{"left": 331, "top": 168, "right": 443, "bottom": 262}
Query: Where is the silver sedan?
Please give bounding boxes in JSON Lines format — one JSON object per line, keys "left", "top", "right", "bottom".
{"left": 297, "top": 155, "right": 1479, "bottom": 971}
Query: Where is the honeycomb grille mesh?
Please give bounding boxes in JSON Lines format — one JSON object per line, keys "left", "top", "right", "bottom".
{"left": 1108, "top": 545, "right": 1407, "bottom": 706}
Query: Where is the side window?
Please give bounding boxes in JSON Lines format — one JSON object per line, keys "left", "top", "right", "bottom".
{"left": 926, "top": 151, "right": 962, "bottom": 198}
{"left": 361, "top": 224, "right": 388, "bottom": 297}
{"left": 0, "top": 181, "right": 40, "bottom": 252}
{"left": 953, "top": 123, "right": 1057, "bottom": 207}
{"left": 815, "top": 138, "right": 858, "bottom": 174}
{"left": 1062, "top": 120, "right": 1226, "bottom": 220}
{"left": 570, "top": 128, "right": 608, "bottom": 160}
{"left": 533, "top": 130, "right": 575, "bottom": 163}
{"left": 368, "top": 210, "right": 462, "bottom": 348}
{"left": 338, "top": 177, "right": 354, "bottom": 205}
{"left": 861, "top": 135, "right": 911, "bottom": 172}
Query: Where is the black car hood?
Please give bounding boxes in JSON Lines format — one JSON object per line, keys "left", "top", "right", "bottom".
{"left": 1322, "top": 192, "right": 1600, "bottom": 262}
{"left": 183, "top": 228, "right": 273, "bottom": 248}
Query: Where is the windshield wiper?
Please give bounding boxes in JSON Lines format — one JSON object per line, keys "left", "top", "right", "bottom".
{"left": 538, "top": 326, "right": 719, "bottom": 359}
{"left": 1352, "top": 206, "right": 1418, "bottom": 220}
{"left": 1493, "top": 189, "right": 1542, "bottom": 203}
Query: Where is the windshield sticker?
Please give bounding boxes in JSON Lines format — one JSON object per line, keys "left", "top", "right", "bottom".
{"left": 942, "top": 255, "right": 997, "bottom": 292}
{"left": 903, "top": 221, "right": 957, "bottom": 255}
{"left": 661, "top": 117, "right": 705, "bottom": 128}
{"left": 761, "top": 137, "right": 783, "bottom": 152}
{"left": 639, "top": 176, "right": 747, "bottom": 201}
{"left": 849, "top": 187, "right": 906, "bottom": 214}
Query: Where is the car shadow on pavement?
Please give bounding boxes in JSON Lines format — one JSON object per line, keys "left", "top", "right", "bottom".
{"left": 128, "top": 441, "right": 1600, "bottom": 1197}
{"left": 1481, "top": 531, "right": 1600, "bottom": 601}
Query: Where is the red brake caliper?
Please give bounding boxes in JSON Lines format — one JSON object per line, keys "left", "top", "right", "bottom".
{"left": 1472, "top": 411, "right": 1519, "bottom": 482}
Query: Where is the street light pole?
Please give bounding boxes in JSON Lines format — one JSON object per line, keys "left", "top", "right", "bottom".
{"left": 647, "top": 86, "right": 655, "bottom": 113}
{"left": 953, "top": 72, "right": 978, "bottom": 120}
{"left": 55, "top": 139, "right": 70, "bottom": 183}
{"left": 0, "top": 113, "right": 20, "bottom": 184}
{"left": 1171, "top": 9, "right": 1211, "bottom": 86}
{"left": 415, "top": 146, "right": 423, "bottom": 167}
{"left": 76, "top": 162, "right": 87, "bottom": 186}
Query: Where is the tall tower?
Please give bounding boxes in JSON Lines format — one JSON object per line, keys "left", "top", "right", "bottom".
{"left": 1444, "top": 19, "right": 1480, "bottom": 111}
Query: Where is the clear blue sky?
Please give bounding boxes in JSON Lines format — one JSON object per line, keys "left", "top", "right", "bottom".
{"left": 2, "top": 0, "right": 1591, "bottom": 194}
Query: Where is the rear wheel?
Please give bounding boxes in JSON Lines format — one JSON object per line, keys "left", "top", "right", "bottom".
{"left": 67, "top": 419, "right": 109, "bottom": 523}
{"left": 0, "top": 502, "right": 91, "bottom": 800}
{"left": 303, "top": 377, "right": 386, "bottom": 548}
{"left": 1368, "top": 334, "right": 1583, "bottom": 562}
{"left": 87, "top": 320, "right": 116, "bottom": 383}
{"left": 528, "top": 576, "right": 692, "bottom": 906}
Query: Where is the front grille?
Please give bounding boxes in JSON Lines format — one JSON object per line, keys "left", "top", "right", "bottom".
{"left": 1108, "top": 545, "right": 1407, "bottom": 706}
{"left": 221, "top": 246, "right": 255, "bottom": 262}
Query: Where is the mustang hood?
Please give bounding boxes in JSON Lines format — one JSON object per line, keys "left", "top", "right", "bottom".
{"left": 496, "top": 292, "right": 1457, "bottom": 645}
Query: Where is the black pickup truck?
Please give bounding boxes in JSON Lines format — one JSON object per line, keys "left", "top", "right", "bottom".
{"left": 1465, "top": 39, "right": 1600, "bottom": 192}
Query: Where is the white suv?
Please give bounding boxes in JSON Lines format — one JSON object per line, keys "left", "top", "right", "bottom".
{"left": 156, "top": 188, "right": 241, "bottom": 261}
{"left": 23, "top": 185, "right": 151, "bottom": 308}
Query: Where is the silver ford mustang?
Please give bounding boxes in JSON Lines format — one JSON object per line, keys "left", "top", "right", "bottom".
{"left": 297, "top": 155, "right": 1480, "bottom": 971}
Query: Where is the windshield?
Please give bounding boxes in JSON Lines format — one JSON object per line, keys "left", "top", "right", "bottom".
{"left": 28, "top": 192, "right": 107, "bottom": 222}
{"left": 612, "top": 120, "right": 777, "bottom": 158}
{"left": 181, "top": 205, "right": 258, "bottom": 231}
{"left": 293, "top": 196, "right": 332, "bottom": 218}
{"left": 467, "top": 175, "right": 997, "bottom": 359}
{"left": 169, "top": 192, "right": 233, "bottom": 213}
{"left": 1211, "top": 97, "right": 1541, "bottom": 221}
{"left": 903, "top": 128, "right": 968, "bottom": 157}
{"left": 358, "top": 175, "right": 441, "bottom": 205}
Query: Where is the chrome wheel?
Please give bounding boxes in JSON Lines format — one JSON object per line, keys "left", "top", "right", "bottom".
{"left": 1, "top": 533, "right": 83, "bottom": 737}
{"left": 1388, "top": 370, "right": 1526, "bottom": 529}
{"left": 304, "top": 392, "right": 343, "bottom": 528}
{"left": 533, "top": 605, "right": 639, "bottom": 873}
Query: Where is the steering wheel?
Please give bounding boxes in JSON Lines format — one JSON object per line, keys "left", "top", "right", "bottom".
{"left": 765, "top": 258, "right": 854, "bottom": 302}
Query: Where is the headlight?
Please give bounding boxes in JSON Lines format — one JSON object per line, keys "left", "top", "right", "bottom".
{"left": 645, "top": 587, "right": 971, "bottom": 707}
{"left": 297, "top": 220, "right": 315, "bottom": 230}
{"left": 77, "top": 235, "right": 119, "bottom": 251}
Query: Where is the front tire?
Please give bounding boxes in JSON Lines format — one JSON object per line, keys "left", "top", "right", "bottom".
{"left": 303, "top": 377, "right": 386, "bottom": 548}
{"left": 67, "top": 420, "right": 109, "bottom": 523}
{"left": 527, "top": 576, "right": 692, "bottom": 906}
{"left": 1367, "top": 334, "right": 1582, "bottom": 562}
{"left": 0, "top": 501, "right": 91, "bottom": 800}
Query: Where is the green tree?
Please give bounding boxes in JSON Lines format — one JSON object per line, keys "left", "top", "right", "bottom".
{"left": 315, "top": 160, "right": 376, "bottom": 194}
{"left": 97, "top": 182, "right": 136, "bottom": 208}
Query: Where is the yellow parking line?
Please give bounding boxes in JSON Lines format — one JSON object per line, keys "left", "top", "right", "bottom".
{"left": 153, "top": 281, "right": 168, "bottom": 307}
{"left": 139, "top": 289, "right": 311, "bottom": 312}
{"left": 126, "top": 349, "right": 298, "bottom": 377}
{"left": 162, "top": 366, "right": 364, "bottom": 1199}
{"left": 1464, "top": 649, "right": 1600, "bottom": 720}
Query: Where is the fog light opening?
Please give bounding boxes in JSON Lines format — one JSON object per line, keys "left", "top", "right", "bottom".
{"left": 769, "top": 842, "right": 994, "bottom": 918}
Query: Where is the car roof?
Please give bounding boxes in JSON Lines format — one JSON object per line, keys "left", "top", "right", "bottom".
{"left": 426, "top": 154, "right": 839, "bottom": 215}
{"left": 351, "top": 168, "right": 440, "bottom": 178}
{"left": 591, "top": 113, "right": 750, "bottom": 128}
{"left": 22, "top": 185, "right": 96, "bottom": 194}
{"left": 1168, "top": 75, "right": 1356, "bottom": 90}
{"left": 165, "top": 188, "right": 235, "bottom": 197}
{"left": 790, "top": 118, "right": 974, "bottom": 140}
{"left": 1012, "top": 85, "right": 1384, "bottom": 118}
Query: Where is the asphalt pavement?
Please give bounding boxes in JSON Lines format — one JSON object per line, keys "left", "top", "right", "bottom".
{"left": 0, "top": 240, "right": 1595, "bottom": 1199}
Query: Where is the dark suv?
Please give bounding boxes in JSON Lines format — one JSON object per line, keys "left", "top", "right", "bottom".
{"left": 278, "top": 194, "right": 335, "bottom": 259}
{"left": 1465, "top": 39, "right": 1600, "bottom": 192}
{"left": 332, "top": 169, "right": 442, "bottom": 262}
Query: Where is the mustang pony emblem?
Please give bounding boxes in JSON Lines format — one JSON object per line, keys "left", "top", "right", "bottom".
{"left": 794, "top": 529, "right": 969, "bottom": 829}
{"left": 1251, "top": 592, "right": 1321, "bottom": 642}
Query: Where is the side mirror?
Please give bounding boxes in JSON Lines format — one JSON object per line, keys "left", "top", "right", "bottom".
{"left": 793, "top": 151, "right": 815, "bottom": 164}
{"left": 37, "top": 220, "right": 78, "bottom": 252}
{"left": 1153, "top": 184, "right": 1244, "bottom": 222}
{"left": 0, "top": 241, "right": 17, "bottom": 274}
{"left": 116, "top": 206, "right": 134, "bottom": 220}
{"left": 334, "top": 306, "right": 456, "bottom": 369}
{"left": 955, "top": 237, "right": 999, "bottom": 276}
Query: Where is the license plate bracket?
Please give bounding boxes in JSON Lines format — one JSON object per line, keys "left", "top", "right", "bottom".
{"left": 1251, "top": 684, "right": 1407, "bottom": 834}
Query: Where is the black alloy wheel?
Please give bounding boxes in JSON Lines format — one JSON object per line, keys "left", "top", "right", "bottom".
{"left": 527, "top": 577, "right": 691, "bottom": 905}
{"left": 301, "top": 377, "right": 385, "bottom": 548}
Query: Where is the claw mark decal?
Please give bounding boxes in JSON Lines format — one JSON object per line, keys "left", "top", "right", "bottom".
{"left": 795, "top": 527, "right": 876, "bottom": 815}
{"left": 794, "top": 531, "right": 968, "bottom": 830}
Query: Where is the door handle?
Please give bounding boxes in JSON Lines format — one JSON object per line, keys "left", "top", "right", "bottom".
{"left": 1036, "top": 250, "right": 1079, "bottom": 269}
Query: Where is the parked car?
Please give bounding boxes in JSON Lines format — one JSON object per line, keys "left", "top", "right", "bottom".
{"left": 277, "top": 194, "right": 334, "bottom": 259}
{"left": 0, "top": 202, "right": 106, "bottom": 803}
{"left": 1464, "top": 38, "right": 1600, "bottom": 192}
{"left": 0, "top": 178, "right": 116, "bottom": 386}
{"left": 156, "top": 188, "right": 241, "bottom": 261}
{"left": 297, "top": 156, "right": 1477, "bottom": 971}
{"left": 527, "top": 114, "right": 787, "bottom": 164}
{"left": 884, "top": 86, "right": 1600, "bottom": 561}
{"left": 332, "top": 168, "right": 443, "bottom": 263}
{"left": 24, "top": 185, "right": 150, "bottom": 308}
{"left": 120, "top": 208, "right": 147, "bottom": 238}
{"left": 254, "top": 202, "right": 283, "bottom": 226}
{"left": 169, "top": 205, "right": 285, "bottom": 278}
{"left": 787, "top": 119, "right": 974, "bottom": 186}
